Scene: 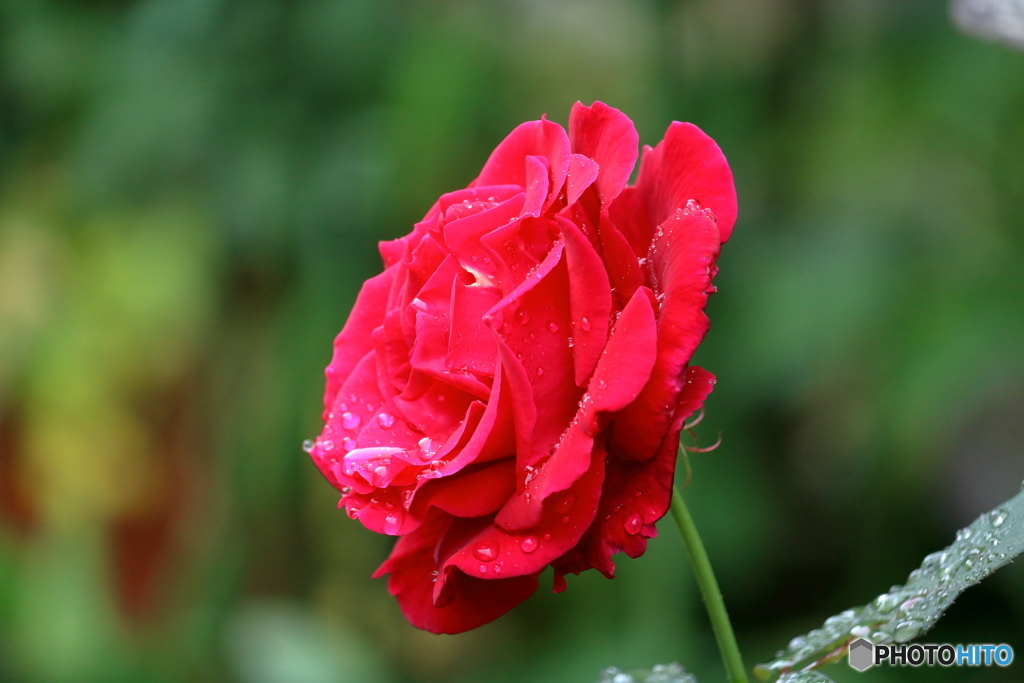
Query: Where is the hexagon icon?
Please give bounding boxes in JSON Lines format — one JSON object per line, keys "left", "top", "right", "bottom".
{"left": 848, "top": 638, "right": 874, "bottom": 672}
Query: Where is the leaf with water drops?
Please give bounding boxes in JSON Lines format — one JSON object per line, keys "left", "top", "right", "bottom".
{"left": 755, "top": 487, "right": 1024, "bottom": 681}
{"left": 597, "top": 663, "right": 698, "bottom": 683}
{"left": 775, "top": 672, "right": 835, "bottom": 683}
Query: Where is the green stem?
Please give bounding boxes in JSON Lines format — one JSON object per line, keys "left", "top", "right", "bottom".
{"left": 671, "top": 484, "right": 749, "bottom": 683}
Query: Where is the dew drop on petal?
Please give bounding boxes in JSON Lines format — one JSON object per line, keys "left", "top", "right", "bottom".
{"left": 520, "top": 536, "right": 538, "bottom": 553}
{"left": 542, "top": 533, "right": 552, "bottom": 541}
{"left": 322, "top": 440, "right": 335, "bottom": 452}
{"left": 302, "top": 439, "right": 315, "bottom": 453}
{"left": 536, "top": 367, "right": 545, "bottom": 377}
{"left": 515, "top": 309, "right": 530, "bottom": 324}
{"left": 493, "top": 565, "right": 501, "bottom": 573}
{"left": 342, "top": 437, "right": 357, "bottom": 452}
{"left": 554, "top": 494, "right": 576, "bottom": 514}
{"left": 473, "top": 542, "right": 499, "bottom": 563}
{"left": 383, "top": 513, "right": 400, "bottom": 535}
{"left": 479, "top": 565, "right": 487, "bottom": 572}
{"left": 347, "top": 506, "right": 361, "bottom": 520}
{"left": 342, "top": 412, "right": 361, "bottom": 430}
{"left": 580, "top": 316, "right": 591, "bottom": 331}
{"left": 377, "top": 413, "right": 395, "bottom": 428}
{"left": 625, "top": 513, "right": 643, "bottom": 535}
{"left": 340, "top": 486, "right": 351, "bottom": 495}
{"left": 546, "top": 321, "right": 559, "bottom": 333}
{"left": 561, "top": 515, "right": 570, "bottom": 523}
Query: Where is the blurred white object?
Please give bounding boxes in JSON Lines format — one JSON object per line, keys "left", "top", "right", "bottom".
{"left": 951, "top": 0, "right": 1024, "bottom": 50}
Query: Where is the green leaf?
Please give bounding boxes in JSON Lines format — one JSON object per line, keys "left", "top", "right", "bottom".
{"left": 755, "top": 487, "right": 1024, "bottom": 681}
{"left": 776, "top": 672, "right": 835, "bottom": 683}
{"left": 598, "top": 663, "right": 698, "bottom": 683}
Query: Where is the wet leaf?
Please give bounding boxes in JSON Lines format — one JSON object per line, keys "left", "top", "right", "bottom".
{"left": 598, "top": 663, "right": 698, "bottom": 683}
{"left": 755, "top": 487, "right": 1024, "bottom": 681}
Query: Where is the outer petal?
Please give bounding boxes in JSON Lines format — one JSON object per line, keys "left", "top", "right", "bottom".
{"left": 373, "top": 512, "right": 540, "bottom": 634}
{"left": 324, "top": 268, "right": 395, "bottom": 415}
{"left": 568, "top": 101, "right": 639, "bottom": 203}
{"left": 634, "top": 122, "right": 737, "bottom": 242}
{"left": 445, "top": 444, "right": 606, "bottom": 579}
{"left": 555, "top": 366, "right": 715, "bottom": 580}
{"left": 611, "top": 211, "right": 720, "bottom": 461}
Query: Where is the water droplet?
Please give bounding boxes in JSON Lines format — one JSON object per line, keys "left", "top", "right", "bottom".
{"left": 377, "top": 413, "right": 395, "bottom": 428}
{"left": 561, "top": 515, "right": 570, "bottom": 523}
{"left": 554, "top": 494, "right": 576, "bottom": 513}
{"left": 383, "top": 513, "right": 400, "bottom": 535}
{"left": 342, "top": 412, "right": 361, "bottom": 430}
{"left": 893, "top": 620, "right": 922, "bottom": 642}
{"left": 473, "top": 542, "right": 499, "bottom": 562}
{"left": 635, "top": 490, "right": 643, "bottom": 497}
{"left": 347, "top": 505, "right": 361, "bottom": 519}
{"left": 567, "top": 337, "right": 574, "bottom": 348}
{"left": 342, "top": 437, "right": 357, "bottom": 452}
{"left": 520, "top": 536, "right": 538, "bottom": 553}
{"left": 580, "top": 316, "right": 591, "bottom": 331}
{"left": 322, "top": 440, "right": 335, "bottom": 451}
{"left": 492, "top": 564, "right": 501, "bottom": 573}
{"left": 542, "top": 533, "right": 552, "bottom": 542}
{"left": 990, "top": 508, "right": 1008, "bottom": 527}
{"left": 418, "top": 437, "right": 433, "bottom": 454}
{"left": 515, "top": 309, "right": 530, "bottom": 324}
{"left": 340, "top": 486, "right": 351, "bottom": 495}
{"left": 624, "top": 513, "right": 643, "bottom": 535}
{"left": 874, "top": 593, "right": 901, "bottom": 614}
{"left": 546, "top": 321, "right": 559, "bottom": 333}
{"left": 411, "top": 297, "right": 435, "bottom": 314}
{"left": 536, "top": 367, "right": 545, "bottom": 377}
{"left": 479, "top": 565, "right": 487, "bottom": 572}
{"left": 302, "top": 439, "right": 315, "bottom": 453}
{"left": 430, "top": 570, "right": 439, "bottom": 582}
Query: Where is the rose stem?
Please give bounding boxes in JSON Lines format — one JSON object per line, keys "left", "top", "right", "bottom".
{"left": 671, "top": 482, "right": 749, "bottom": 683}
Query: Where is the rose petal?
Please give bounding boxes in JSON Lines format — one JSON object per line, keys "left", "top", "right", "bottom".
{"left": 488, "top": 249, "right": 579, "bottom": 472}
{"left": 442, "top": 193, "right": 526, "bottom": 286}
{"left": 324, "top": 268, "right": 395, "bottom": 416}
{"left": 605, "top": 186, "right": 651, "bottom": 258}
{"left": 558, "top": 216, "right": 613, "bottom": 386}
{"left": 394, "top": 372, "right": 475, "bottom": 444}
{"left": 495, "top": 287, "right": 658, "bottom": 529}
{"left": 635, "top": 121, "right": 737, "bottom": 243}
{"left": 411, "top": 458, "right": 516, "bottom": 519}
{"left": 521, "top": 156, "right": 550, "bottom": 218}
{"left": 611, "top": 211, "right": 721, "bottom": 461}
{"left": 480, "top": 216, "right": 558, "bottom": 295}
{"left": 446, "top": 445, "right": 605, "bottom": 578}
{"left": 597, "top": 209, "right": 644, "bottom": 305}
{"left": 568, "top": 101, "right": 639, "bottom": 203}
{"left": 472, "top": 117, "right": 571, "bottom": 213}
{"left": 565, "top": 153, "right": 601, "bottom": 207}
{"left": 373, "top": 511, "right": 540, "bottom": 634}
{"left": 556, "top": 366, "right": 715, "bottom": 581}
{"left": 447, "top": 279, "right": 503, "bottom": 377}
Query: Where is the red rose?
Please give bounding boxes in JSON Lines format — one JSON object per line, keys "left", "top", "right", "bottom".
{"left": 309, "top": 101, "right": 735, "bottom": 634}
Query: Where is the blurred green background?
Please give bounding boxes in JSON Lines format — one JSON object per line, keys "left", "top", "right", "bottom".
{"left": 1, "top": 1, "right": 1022, "bottom": 682}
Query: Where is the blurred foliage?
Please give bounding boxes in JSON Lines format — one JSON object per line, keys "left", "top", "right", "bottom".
{"left": 0, "top": 1, "right": 1022, "bottom": 682}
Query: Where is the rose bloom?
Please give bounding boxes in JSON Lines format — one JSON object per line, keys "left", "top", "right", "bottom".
{"left": 309, "top": 102, "right": 736, "bottom": 634}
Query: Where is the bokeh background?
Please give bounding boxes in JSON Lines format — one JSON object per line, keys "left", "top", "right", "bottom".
{"left": 1, "top": 1, "right": 1022, "bottom": 682}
